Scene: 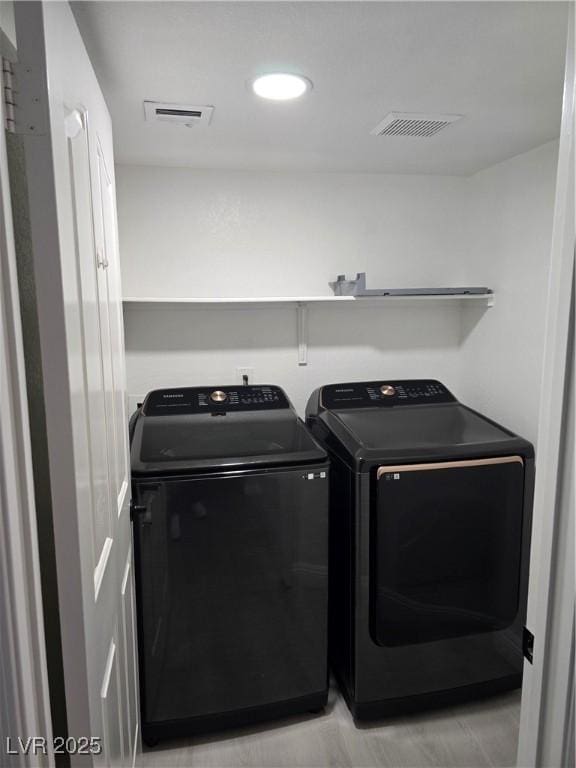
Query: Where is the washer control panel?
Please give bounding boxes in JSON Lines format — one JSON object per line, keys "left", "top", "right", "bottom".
{"left": 321, "top": 379, "right": 455, "bottom": 409}
{"left": 143, "top": 385, "right": 290, "bottom": 415}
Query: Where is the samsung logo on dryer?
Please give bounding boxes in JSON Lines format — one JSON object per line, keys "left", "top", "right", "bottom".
{"left": 162, "top": 393, "right": 184, "bottom": 399}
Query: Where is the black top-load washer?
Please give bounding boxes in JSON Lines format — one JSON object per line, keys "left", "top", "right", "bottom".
{"left": 306, "top": 379, "right": 534, "bottom": 719}
{"left": 130, "top": 385, "right": 329, "bottom": 745}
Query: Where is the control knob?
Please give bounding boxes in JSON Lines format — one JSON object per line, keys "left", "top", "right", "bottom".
{"left": 380, "top": 384, "right": 396, "bottom": 397}
{"left": 210, "top": 390, "right": 228, "bottom": 403}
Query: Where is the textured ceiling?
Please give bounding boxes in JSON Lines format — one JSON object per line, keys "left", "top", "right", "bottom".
{"left": 72, "top": 1, "right": 568, "bottom": 175}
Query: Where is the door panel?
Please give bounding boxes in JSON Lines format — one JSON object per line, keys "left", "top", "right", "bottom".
{"left": 91, "top": 138, "right": 119, "bottom": 512}
{"left": 97, "top": 143, "right": 130, "bottom": 510}
{"left": 120, "top": 551, "right": 138, "bottom": 762}
{"left": 373, "top": 456, "right": 525, "bottom": 647}
{"left": 66, "top": 110, "right": 112, "bottom": 572}
{"left": 92, "top": 135, "right": 130, "bottom": 520}
{"left": 100, "top": 638, "right": 124, "bottom": 766}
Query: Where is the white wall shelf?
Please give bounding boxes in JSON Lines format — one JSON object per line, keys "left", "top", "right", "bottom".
{"left": 123, "top": 293, "right": 494, "bottom": 307}
{"left": 122, "top": 292, "right": 494, "bottom": 366}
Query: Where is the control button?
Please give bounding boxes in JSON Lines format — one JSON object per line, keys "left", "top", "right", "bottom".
{"left": 210, "top": 390, "right": 228, "bottom": 403}
{"left": 380, "top": 384, "right": 396, "bottom": 397}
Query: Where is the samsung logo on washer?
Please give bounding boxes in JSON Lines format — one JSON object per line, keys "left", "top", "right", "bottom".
{"left": 163, "top": 393, "right": 184, "bottom": 399}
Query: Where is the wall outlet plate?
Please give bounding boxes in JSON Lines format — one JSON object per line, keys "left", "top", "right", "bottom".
{"left": 128, "top": 394, "right": 146, "bottom": 415}
{"left": 236, "top": 367, "right": 254, "bottom": 385}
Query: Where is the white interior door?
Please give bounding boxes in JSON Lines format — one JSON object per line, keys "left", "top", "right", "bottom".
{"left": 13, "top": 2, "right": 138, "bottom": 765}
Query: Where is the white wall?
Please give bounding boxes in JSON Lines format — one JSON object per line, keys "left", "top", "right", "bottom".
{"left": 0, "top": 1, "right": 16, "bottom": 55}
{"left": 123, "top": 301, "right": 463, "bottom": 416}
{"left": 118, "top": 168, "right": 470, "bottom": 414}
{"left": 118, "top": 167, "right": 470, "bottom": 298}
{"left": 459, "top": 140, "right": 559, "bottom": 445}
{"left": 118, "top": 146, "right": 557, "bottom": 426}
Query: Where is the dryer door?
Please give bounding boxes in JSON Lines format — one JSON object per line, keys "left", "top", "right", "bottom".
{"left": 372, "top": 456, "right": 525, "bottom": 647}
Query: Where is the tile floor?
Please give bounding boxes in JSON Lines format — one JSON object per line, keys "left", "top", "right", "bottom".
{"left": 139, "top": 685, "right": 520, "bottom": 768}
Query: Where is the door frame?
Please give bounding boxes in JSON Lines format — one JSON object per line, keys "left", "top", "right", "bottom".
{"left": 10, "top": 0, "right": 93, "bottom": 752}
{"left": 0, "top": 46, "right": 53, "bottom": 766}
{"left": 517, "top": 8, "right": 575, "bottom": 767}
{"left": 2, "top": 1, "right": 573, "bottom": 766}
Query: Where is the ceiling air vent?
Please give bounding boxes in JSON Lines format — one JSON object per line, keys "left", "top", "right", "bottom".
{"left": 144, "top": 101, "right": 214, "bottom": 127}
{"left": 371, "top": 112, "right": 462, "bottom": 138}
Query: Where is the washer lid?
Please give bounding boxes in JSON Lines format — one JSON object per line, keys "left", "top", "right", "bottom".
{"left": 335, "top": 404, "right": 512, "bottom": 450}
{"left": 317, "top": 402, "right": 533, "bottom": 464}
{"left": 307, "top": 379, "right": 533, "bottom": 464}
{"left": 131, "top": 410, "right": 326, "bottom": 476}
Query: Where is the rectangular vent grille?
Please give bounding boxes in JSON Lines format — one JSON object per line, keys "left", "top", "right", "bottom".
{"left": 381, "top": 118, "right": 449, "bottom": 137}
{"left": 371, "top": 112, "right": 462, "bottom": 138}
{"left": 144, "top": 101, "right": 214, "bottom": 126}
{"left": 155, "top": 108, "right": 203, "bottom": 118}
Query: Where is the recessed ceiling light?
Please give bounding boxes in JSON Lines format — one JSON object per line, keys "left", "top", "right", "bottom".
{"left": 252, "top": 73, "right": 311, "bottom": 101}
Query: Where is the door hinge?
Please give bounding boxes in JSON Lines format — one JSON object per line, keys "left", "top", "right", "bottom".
{"left": 2, "top": 58, "right": 48, "bottom": 135}
{"left": 523, "top": 626, "right": 534, "bottom": 664}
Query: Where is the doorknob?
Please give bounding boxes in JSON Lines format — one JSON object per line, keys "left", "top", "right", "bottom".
{"left": 130, "top": 500, "right": 149, "bottom": 521}
{"left": 64, "top": 109, "right": 84, "bottom": 139}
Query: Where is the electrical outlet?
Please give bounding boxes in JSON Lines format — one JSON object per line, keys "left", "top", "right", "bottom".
{"left": 128, "top": 394, "right": 146, "bottom": 414}
{"left": 236, "top": 367, "right": 254, "bottom": 385}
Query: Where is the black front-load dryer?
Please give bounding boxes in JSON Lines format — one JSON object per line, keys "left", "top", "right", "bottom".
{"left": 306, "top": 379, "right": 534, "bottom": 720}
{"left": 130, "top": 385, "right": 329, "bottom": 745}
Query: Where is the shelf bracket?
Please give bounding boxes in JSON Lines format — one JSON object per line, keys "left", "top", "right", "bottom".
{"left": 296, "top": 302, "right": 308, "bottom": 366}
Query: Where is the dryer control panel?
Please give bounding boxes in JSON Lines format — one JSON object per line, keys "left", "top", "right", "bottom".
{"left": 320, "top": 379, "right": 455, "bottom": 409}
{"left": 143, "top": 385, "right": 290, "bottom": 415}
